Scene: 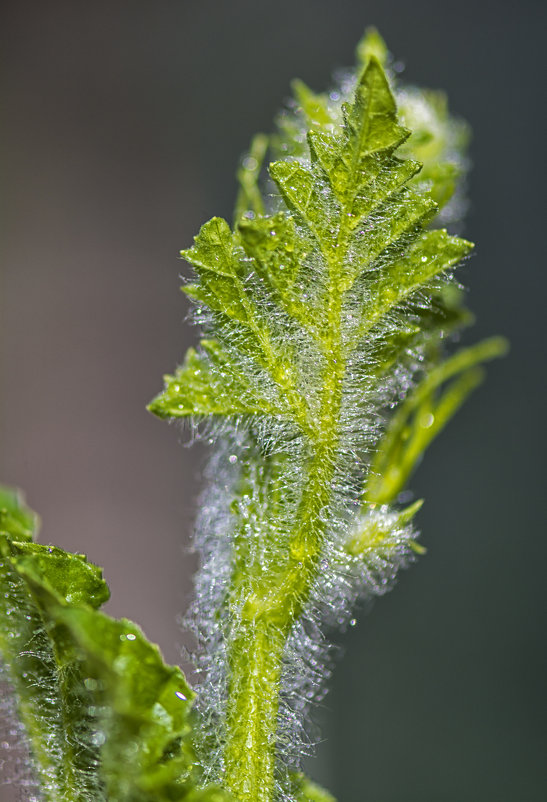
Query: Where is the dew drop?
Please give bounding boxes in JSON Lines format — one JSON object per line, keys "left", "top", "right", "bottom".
{"left": 243, "top": 156, "right": 258, "bottom": 171}
{"left": 90, "top": 731, "right": 106, "bottom": 747}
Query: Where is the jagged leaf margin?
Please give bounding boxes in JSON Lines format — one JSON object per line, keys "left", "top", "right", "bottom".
{"left": 0, "top": 488, "right": 229, "bottom": 802}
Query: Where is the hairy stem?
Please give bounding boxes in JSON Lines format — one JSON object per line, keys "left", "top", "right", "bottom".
{"left": 223, "top": 229, "right": 348, "bottom": 800}
{"left": 223, "top": 622, "right": 285, "bottom": 801}
{"left": 223, "top": 449, "right": 338, "bottom": 802}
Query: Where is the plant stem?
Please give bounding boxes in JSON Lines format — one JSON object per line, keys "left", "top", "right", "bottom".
{"left": 223, "top": 253, "right": 347, "bottom": 801}
{"left": 223, "top": 621, "right": 285, "bottom": 802}
{"left": 222, "top": 450, "right": 338, "bottom": 802}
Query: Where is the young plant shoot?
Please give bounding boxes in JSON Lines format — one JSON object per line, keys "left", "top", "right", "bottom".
{"left": 0, "top": 29, "right": 506, "bottom": 802}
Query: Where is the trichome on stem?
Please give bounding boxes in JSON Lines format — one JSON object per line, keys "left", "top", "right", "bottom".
{"left": 0, "top": 28, "right": 506, "bottom": 802}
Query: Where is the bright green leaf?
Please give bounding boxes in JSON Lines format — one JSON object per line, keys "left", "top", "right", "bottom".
{"left": 366, "top": 337, "right": 509, "bottom": 503}
{"left": 356, "top": 228, "right": 473, "bottom": 340}
{"left": 148, "top": 340, "right": 291, "bottom": 420}
{"left": 292, "top": 79, "right": 333, "bottom": 128}
{"left": 0, "top": 488, "right": 228, "bottom": 801}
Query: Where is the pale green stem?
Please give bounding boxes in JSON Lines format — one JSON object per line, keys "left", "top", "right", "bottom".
{"left": 223, "top": 276, "right": 346, "bottom": 802}
{"left": 222, "top": 442, "right": 340, "bottom": 802}
{"left": 223, "top": 622, "right": 285, "bottom": 802}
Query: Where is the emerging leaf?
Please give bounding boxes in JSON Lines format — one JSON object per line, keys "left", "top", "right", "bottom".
{"left": 149, "top": 34, "right": 505, "bottom": 802}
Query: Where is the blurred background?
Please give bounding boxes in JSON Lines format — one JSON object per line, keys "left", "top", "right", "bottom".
{"left": 1, "top": 1, "right": 545, "bottom": 799}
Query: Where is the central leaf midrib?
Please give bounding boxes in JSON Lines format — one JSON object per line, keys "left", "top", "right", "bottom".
{"left": 223, "top": 71, "right": 384, "bottom": 802}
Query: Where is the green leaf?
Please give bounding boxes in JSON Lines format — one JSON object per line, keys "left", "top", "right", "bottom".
{"left": 0, "top": 486, "right": 39, "bottom": 541}
{"left": 148, "top": 339, "right": 291, "bottom": 420}
{"left": 149, "top": 43, "right": 505, "bottom": 802}
{"left": 269, "top": 159, "right": 339, "bottom": 257}
{"left": 273, "top": 29, "right": 469, "bottom": 218}
{"left": 51, "top": 606, "right": 198, "bottom": 802}
{"left": 398, "top": 88, "right": 470, "bottom": 213}
{"left": 272, "top": 59, "right": 411, "bottom": 248}
{"left": 292, "top": 79, "right": 333, "bottom": 128}
{"left": 343, "top": 56, "right": 409, "bottom": 162}
{"left": 290, "top": 772, "right": 337, "bottom": 802}
{"left": 366, "top": 337, "right": 509, "bottom": 504}
{"left": 178, "top": 216, "right": 313, "bottom": 430}
{"left": 155, "top": 56, "right": 476, "bottom": 447}
{"left": 181, "top": 217, "right": 252, "bottom": 326}
{"left": 355, "top": 228, "right": 473, "bottom": 341}
{"left": 0, "top": 501, "right": 110, "bottom": 800}
{"left": 237, "top": 212, "right": 314, "bottom": 328}
{"left": 271, "top": 80, "right": 333, "bottom": 162}
{"left": 0, "top": 487, "right": 228, "bottom": 801}
{"left": 353, "top": 28, "right": 469, "bottom": 215}
{"left": 347, "top": 499, "right": 424, "bottom": 557}
{"left": 356, "top": 26, "right": 388, "bottom": 67}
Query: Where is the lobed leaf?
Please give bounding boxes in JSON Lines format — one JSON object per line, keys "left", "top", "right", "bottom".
{"left": 182, "top": 217, "right": 252, "bottom": 326}
{"left": 356, "top": 228, "right": 473, "bottom": 340}
{"left": 269, "top": 159, "right": 339, "bottom": 257}
{"left": 0, "top": 487, "right": 228, "bottom": 801}
{"left": 340, "top": 57, "right": 410, "bottom": 179}
{"left": 148, "top": 339, "right": 291, "bottom": 420}
{"left": 0, "top": 494, "right": 109, "bottom": 801}
{"left": 51, "top": 606, "right": 198, "bottom": 801}
{"left": 237, "top": 212, "right": 315, "bottom": 328}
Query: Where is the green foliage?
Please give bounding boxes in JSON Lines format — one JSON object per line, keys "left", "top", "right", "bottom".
{"left": 1, "top": 28, "right": 505, "bottom": 802}
{"left": 291, "top": 773, "right": 336, "bottom": 802}
{"left": 0, "top": 488, "right": 229, "bottom": 801}
{"left": 365, "top": 336, "right": 508, "bottom": 504}
{"left": 150, "top": 57, "right": 479, "bottom": 446}
{"left": 147, "top": 32, "right": 505, "bottom": 802}
{"left": 146, "top": 32, "right": 505, "bottom": 802}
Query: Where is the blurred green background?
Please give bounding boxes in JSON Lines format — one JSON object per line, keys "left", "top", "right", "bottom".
{"left": 1, "top": 1, "right": 545, "bottom": 799}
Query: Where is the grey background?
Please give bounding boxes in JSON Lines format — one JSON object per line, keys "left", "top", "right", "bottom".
{"left": 1, "top": 1, "right": 545, "bottom": 800}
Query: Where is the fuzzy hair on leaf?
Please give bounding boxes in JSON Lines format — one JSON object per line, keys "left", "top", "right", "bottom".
{"left": 0, "top": 28, "right": 506, "bottom": 802}
{"left": 149, "top": 28, "right": 506, "bottom": 802}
